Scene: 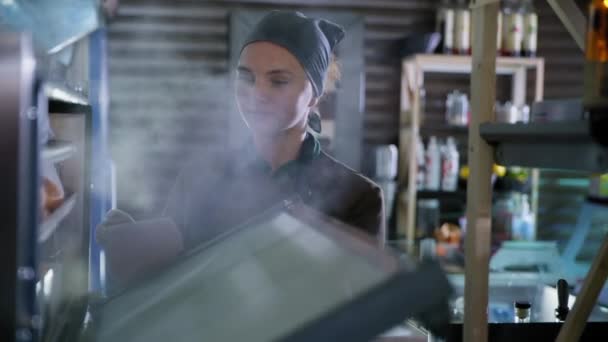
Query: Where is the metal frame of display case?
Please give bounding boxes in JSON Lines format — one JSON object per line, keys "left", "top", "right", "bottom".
{"left": 465, "top": 1, "right": 608, "bottom": 341}
{"left": 0, "top": 31, "right": 39, "bottom": 342}
{"left": 39, "top": 98, "right": 93, "bottom": 342}
{"left": 0, "top": 28, "right": 103, "bottom": 342}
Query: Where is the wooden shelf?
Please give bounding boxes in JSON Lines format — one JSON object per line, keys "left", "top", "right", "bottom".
{"left": 480, "top": 120, "right": 608, "bottom": 173}
{"left": 42, "top": 140, "right": 76, "bottom": 164}
{"left": 420, "top": 124, "right": 469, "bottom": 136}
{"left": 44, "top": 82, "right": 88, "bottom": 106}
{"left": 39, "top": 194, "right": 77, "bottom": 243}
{"left": 402, "top": 54, "right": 544, "bottom": 75}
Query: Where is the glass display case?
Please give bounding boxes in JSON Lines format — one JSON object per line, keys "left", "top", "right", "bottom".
{"left": 90, "top": 203, "right": 453, "bottom": 342}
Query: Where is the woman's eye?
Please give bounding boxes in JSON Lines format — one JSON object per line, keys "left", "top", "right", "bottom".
{"left": 270, "top": 79, "right": 289, "bottom": 86}
{"left": 237, "top": 73, "right": 254, "bottom": 84}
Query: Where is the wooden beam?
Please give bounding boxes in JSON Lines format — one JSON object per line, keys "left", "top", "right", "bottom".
{"left": 556, "top": 235, "right": 608, "bottom": 342}
{"left": 546, "top": 0, "right": 587, "bottom": 52}
{"left": 464, "top": 1, "right": 499, "bottom": 341}
{"left": 511, "top": 67, "right": 527, "bottom": 106}
{"left": 530, "top": 59, "right": 545, "bottom": 237}
{"left": 398, "top": 61, "right": 416, "bottom": 244}
{"left": 534, "top": 59, "right": 545, "bottom": 103}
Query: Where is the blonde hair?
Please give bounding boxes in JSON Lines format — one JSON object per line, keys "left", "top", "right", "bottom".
{"left": 322, "top": 55, "right": 341, "bottom": 96}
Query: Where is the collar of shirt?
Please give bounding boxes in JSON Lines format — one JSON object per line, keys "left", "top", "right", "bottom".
{"left": 249, "top": 133, "right": 321, "bottom": 179}
{"left": 233, "top": 133, "right": 321, "bottom": 179}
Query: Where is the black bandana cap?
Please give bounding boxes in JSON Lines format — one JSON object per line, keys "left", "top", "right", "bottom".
{"left": 240, "top": 10, "right": 345, "bottom": 97}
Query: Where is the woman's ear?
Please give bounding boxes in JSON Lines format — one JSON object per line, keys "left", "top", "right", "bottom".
{"left": 308, "top": 96, "right": 320, "bottom": 109}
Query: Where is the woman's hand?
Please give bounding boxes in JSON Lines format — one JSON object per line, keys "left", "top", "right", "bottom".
{"left": 96, "top": 210, "right": 184, "bottom": 289}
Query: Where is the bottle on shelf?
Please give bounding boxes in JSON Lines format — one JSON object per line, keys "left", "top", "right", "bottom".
{"left": 511, "top": 194, "right": 535, "bottom": 241}
{"left": 584, "top": 1, "right": 608, "bottom": 110}
{"left": 441, "top": 0, "right": 456, "bottom": 54}
{"left": 522, "top": 0, "right": 538, "bottom": 57}
{"left": 500, "top": 0, "right": 508, "bottom": 52}
{"left": 585, "top": 0, "right": 608, "bottom": 145}
{"left": 425, "top": 136, "right": 441, "bottom": 191}
{"left": 501, "top": 0, "right": 523, "bottom": 57}
{"left": 454, "top": 0, "right": 471, "bottom": 55}
{"left": 441, "top": 137, "right": 460, "bottom": 192}
{"left": 437, "top": 0, "right": 451, "bottom": 54}
{"left": 416, "top": 135, "right": 426, "bottom": 190}
{"left": 445, "top": 90, "right": 469, "bottom": 126}
{"left": 514, "top": 301, "right": 531, "bottom": 323}
{"left": 497, "top": 4, "right": 503, "bottom": 53}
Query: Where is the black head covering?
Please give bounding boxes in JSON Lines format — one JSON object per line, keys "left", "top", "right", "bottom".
{"left": 240, "top": 10, "right": 345, "bottom": 97}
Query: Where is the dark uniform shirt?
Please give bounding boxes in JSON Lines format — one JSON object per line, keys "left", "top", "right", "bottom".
{"left": 164, "top": 134, "right": 385, "bottom": 250}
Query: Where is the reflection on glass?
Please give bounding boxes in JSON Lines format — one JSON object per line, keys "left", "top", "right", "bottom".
{"left": 95, "top": 210, "right": 400, "bottom": 342}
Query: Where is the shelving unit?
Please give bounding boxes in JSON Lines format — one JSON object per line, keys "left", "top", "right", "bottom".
{"left": 463, "top": 1, "right": 606, "bottom": 341}
{"left": 37, "top": 78, "right": 92, "bottom": 342}
{"left": 0, "top": 31, "right": 38, "bottom": 342}
{"left": 40, "top": 97, "right": 90, "bottom": 248}
{"left": 398, "top": 53, "right": 545, "bottom": 248}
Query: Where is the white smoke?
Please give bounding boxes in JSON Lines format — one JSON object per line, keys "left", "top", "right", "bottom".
{"left": 108, "top": 45, "right": 240, "bottom": 216}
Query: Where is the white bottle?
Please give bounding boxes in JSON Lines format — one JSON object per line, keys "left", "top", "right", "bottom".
{"left": 454, "top": 0, "right": 471, "bottom": 55}
{"left": 416, "top": 135, "right": 426, "bottom": 190}
{"left": 425, "top": 136, "right": 441, "bottom": 191}
{"left": 442, "top": 1, "right": 455, "bottom": 54}
{"left": 512, "top": 194, "right": 535, "bottom": 241}
{"left": 502, "top": 0, "right": 523, "bottom": 57}
{"left": 441, "top": 137, "right": 460, "bottom": 192}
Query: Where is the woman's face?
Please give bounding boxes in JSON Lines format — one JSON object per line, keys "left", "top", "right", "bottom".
{"left": 235, "top": 42, "right": 318, "bottom": 135}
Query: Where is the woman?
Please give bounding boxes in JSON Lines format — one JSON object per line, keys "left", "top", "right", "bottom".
{"left": 165, "top": 10, "right": 383, "bottom": 245}
{"left": 98, "top": 10, "right": 384, "bottom": 286}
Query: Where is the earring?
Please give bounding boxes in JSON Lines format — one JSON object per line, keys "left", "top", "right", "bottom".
{"left": 308, "top": 111, "right": 322, "bottom": 134}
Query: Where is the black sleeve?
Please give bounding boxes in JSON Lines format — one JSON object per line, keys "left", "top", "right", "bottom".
{"left": 162, "top": 167, "right": 188, "bottom": 231}
{"left": 345, "top": 183, "right": 385, "bottom": 240}
{"left": 162, "top": 155, "right": 228, "bottom": 247}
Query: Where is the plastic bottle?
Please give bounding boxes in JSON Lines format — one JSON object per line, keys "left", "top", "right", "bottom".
{"left": 436, "top": 0, "right": 451, "bottom": 54}
{"left": 441, "top": 137, "right": 460, "bottom": 192}
{"left": 497, "top": 5, "right": 503, "bottom": 52}
{"left": 416, "top": 135, "right": 426, "bottom": 190}
{"left": 502, "top": 0, "right": 523, "bottom": 57}
{"left": 425, "top": 136, "right": 441, "bottom": 191}
{"left": 514, "top": 301, "right": 531, "bottom": 323}
{"left": 511, "top": 194, "right": 535, "bottom": 241}
{"left": 442, "top": 0, "right": 455, "bottom": 54}
{"left": 454, "top": 0, "right": 471, "bottom": 55}
{"left": 521, "top": 0, "right": 538, "bottom": 57}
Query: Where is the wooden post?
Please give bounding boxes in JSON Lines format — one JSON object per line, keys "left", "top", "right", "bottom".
{"left": 530, "top": 59, "right": 545, "bottom": 238}
{"left": 464, "top": 1, "right": 499, "bottom": 342}
{"left": 398, "top": 60, "right": 423, "bottom": 251}
{"left": 534, "top": 59, "right": 545, "bottom": 102}
{"left": 511, "top": 67, "right": 526, "bottom": 107}
{"left": 556, "top": 235, "right": 608, "bottom": 342}
{"left": 405, "top": 89, "right": 419, "bottom": 250}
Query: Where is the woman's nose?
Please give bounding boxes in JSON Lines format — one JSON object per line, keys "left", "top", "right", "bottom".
{"left": 251, "top": 81, "right": 271, "bottom": 103}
